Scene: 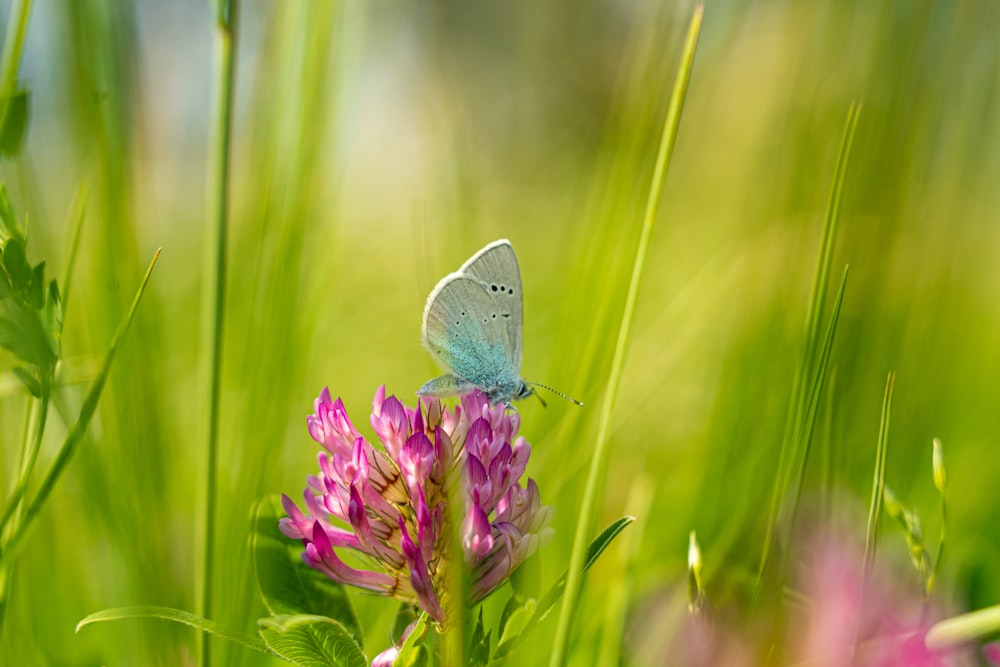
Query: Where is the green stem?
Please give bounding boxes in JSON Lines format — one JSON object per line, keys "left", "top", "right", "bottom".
{"left": 60, "top": 185, "right": 89, "bottom": 313}
{"left": 548, "top": 6, "right": 703, "bottom": 666}
{"left": 0, "top": 386, "right": 48, "bottom": 539}
{"left": 0, "top": 249, "right": 161, "bottom": 570}
{"left": 200, "top": 2, "right": 237, "bottom": 665}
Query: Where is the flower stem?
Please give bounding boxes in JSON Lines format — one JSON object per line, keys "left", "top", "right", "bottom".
{"left": 548, "top": 6, "right": 703, "bottom": 666}
{"left": 200, "top": 2, "right": 237, "bottom": 665}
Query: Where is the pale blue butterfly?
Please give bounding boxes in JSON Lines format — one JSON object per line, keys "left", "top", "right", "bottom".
{"left": 417, "top": 239, "right": 581, "bottom": 407}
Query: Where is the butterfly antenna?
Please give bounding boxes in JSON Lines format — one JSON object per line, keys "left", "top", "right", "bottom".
{"left": 529, "top": 383, "right": 583, "bottom": 406}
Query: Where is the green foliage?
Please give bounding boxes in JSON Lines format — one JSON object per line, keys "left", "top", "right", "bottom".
{"left": 258, "top": 615, "right": 367, "bottom": 667}
{"left": 0, "top": 190, "right": 62, "bottom": 394}
{"left": 77, "top": 606, "right": 270, "bottom": 656}
{"left": 3, "top": 1, "right": 1000, "bottom": 665}
{"left": 0, "top": 88, "right": 28, "bottom": 157}
{"left": 252, "top": 499, "right": 361, "bottom": 641}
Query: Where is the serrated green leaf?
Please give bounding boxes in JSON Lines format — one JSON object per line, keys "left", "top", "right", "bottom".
{"left": 76, "top": 605, "right": 271, "bottom": 656}
{"left": 0, "top": 89, "right": 29, "bottom": 158}
{"left": 3, "top": 236, "right": 29, "bottom": 290}
{"left": 258, "top": 614, "right": 367, "bottom": 667}
{"left": 12, "top": 365, "right": 41, "bottom": 397}
{"left": 252, "top": 498, "right": 362, "bottom": 642}
{"left": 0, "top": 299, "right": 56, "bottom": 367}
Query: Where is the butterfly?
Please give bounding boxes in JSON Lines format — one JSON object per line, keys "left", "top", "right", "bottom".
{"left": 417, "top": 239, "right": 581, "bottom": 407}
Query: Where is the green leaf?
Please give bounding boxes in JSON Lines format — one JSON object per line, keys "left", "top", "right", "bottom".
{"left": 76, "top": 605, "right": 271, "bottom": 657}
{"left": 393, "top": 614, "right": 428, "bottom": 667}
{"left": 258, "top": 614, "right": 367, "bottom": 667}
{"left": 251, "top": 497, "right": 362, "bottom": 642}
{"left": 496, "top": 599, "right": 535, "bottom": 656}
{"left": 0, "top": 89, "right": 29, "bottom": 157}
{"left": 537, "top": 516, "right": 634, "bottom": 619}
{"left": 468, "top": 606, "right": 490, "bottom": 666}
{"left": 2, "top": 236, "right": 29, "bottom": 290}
{"left": 494, "top": 517, "right": 633, "bottom": 660}
{"left": 12, "top": 365, "right": 41, "bottom": 397}
{"left": 0, "top": 299, "right": 55, "bottom": 367}
{"left": 391, "top": 603, "right": 419, "bottom": 646}
{"left": 498, "top": 594, "right": 521, "bottom": 641}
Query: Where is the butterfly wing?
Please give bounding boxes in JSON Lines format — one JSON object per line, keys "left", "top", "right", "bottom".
{"left": 422, "top": 276, "right": 520, "bottom": 392}
{"left": 454, "top": 239, "right": 523, "bottom": 373}
{"left": 421, "top": 240, "right": 524, "bottom": 393}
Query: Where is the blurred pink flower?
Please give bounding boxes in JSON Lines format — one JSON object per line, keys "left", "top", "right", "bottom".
{"left": 649, "top": 532, "right": 974, "bottom": 666}
{"left": 281, "top": 386, "right": 553, "bottom": 625}
{"left": 788, "top": 535, "right": 942, "bottom": 666}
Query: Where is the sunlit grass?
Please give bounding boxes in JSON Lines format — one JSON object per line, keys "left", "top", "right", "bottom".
{"left": 2, "top": 1, "right": 999, "bottom": 665}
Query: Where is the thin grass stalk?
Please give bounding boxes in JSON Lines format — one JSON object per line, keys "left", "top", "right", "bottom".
{"left": 853, "top": 370, "right": 894, "bottom": 658}
{"left": 548, "top": 6, "right": 703, "bottom": 665}
{"left": 59, "top": 185, "right": 89, "bottom": 313}
{"left": 863, "top": 371, "right": 894, "bottom": 577}
{"left": 755, "top": 103, "right": 860, "bottom": 596}
{"left": 0, "top": 384, "right": 48, "bottom": 538}
{"left": 0, "top": 394, "right": 36, "bottom": 641}
{"left": 200, "top": 2, "right": 237, "bottom": 665}
{"left": 0, "top": 249, "right": 161, "bottom": 569}
{"left": 791, "top": 264, "right": 849, "bottom": 514}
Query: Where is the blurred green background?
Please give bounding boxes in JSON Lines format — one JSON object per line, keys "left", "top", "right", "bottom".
{"left": 1, "top": 0, "right": 998, "bottom": 664}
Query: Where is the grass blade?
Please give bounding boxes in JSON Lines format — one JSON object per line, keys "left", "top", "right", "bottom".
{"left": 755, "top": 103, "right": 861, "bottom": 597}
{"left": 200, "top": 3, "right": 238, "bottom": 665}
{"left": 76, "top": 605, "right": 270, "bottom": 656}
{"left": 864, "top": 371, "right": 894, "bottom": 575}
{"left": 548, "top": 6, "right": 703, "bottom": 665}
{"left": 0, "top": 249, "right": 161, "bottom": 568}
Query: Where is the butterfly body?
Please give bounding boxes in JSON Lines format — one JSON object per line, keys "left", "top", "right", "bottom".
{"left": 418, "top": 239, "right": 533, "bottom": 406}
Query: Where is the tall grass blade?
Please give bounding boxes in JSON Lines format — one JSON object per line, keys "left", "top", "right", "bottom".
{"left": 864, "top": 371, "right": 894, "bottom": 576}
{"left": 76, "top": 605, "right": 270, "bottom": 656}
{"left": 853, "top": 371, "right": 894, "bottom": 658}
{"left": 755, "top": 103, "right": 861, "bottom": 597}
{"left": 199, "top": 2, "right": 238, "bottom": 665}
{"left": 548, "top": 6, "right": 703, "bottom": 665}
